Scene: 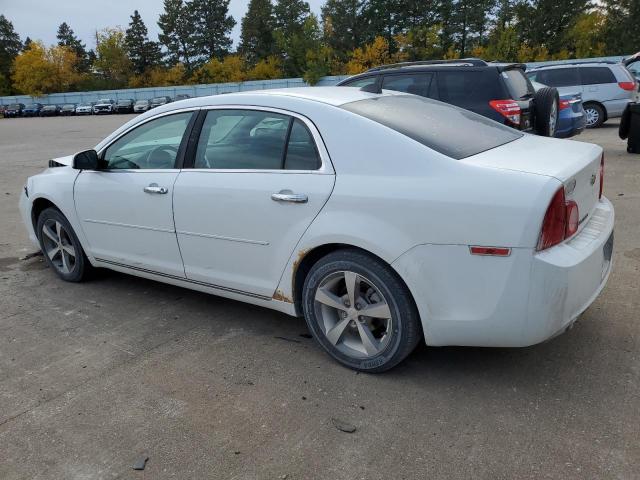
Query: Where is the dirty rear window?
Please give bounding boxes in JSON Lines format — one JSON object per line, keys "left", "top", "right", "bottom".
{"left": 341, "top": 95, "right": 522, "bottom": 160}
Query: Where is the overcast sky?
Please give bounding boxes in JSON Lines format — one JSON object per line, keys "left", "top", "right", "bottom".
{"left": 1, "top": 0, "right": 325, "bottom": 50}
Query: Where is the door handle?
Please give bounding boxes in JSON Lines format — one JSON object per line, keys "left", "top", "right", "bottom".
{"left": 143, "top": 183, "right": 168, "bottom": 194}
{"left": 271, "top": 191, "right": 308, "bottom": 203}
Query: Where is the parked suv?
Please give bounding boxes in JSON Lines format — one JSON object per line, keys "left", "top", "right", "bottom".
{"left": 93, "top": 98, "right": 115, "bottom": 114}
{"left": 526, "top": 62, "right": 636, "bottom": 128}
{"left": 337, "top": 59, "right": 560, "bottom": 136}
{"left": 114, "top": 99, "right": 135, "bottom": 113}
{"left": 22, "top": 103, "right": 43, "bottom": 117}
{"left": 150, "top": 96, "right": 172, "bottom": 109}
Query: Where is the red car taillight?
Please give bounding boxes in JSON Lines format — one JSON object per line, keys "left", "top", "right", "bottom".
{"left": 559, "top": 99, "right": 570, "bottom": 110}
{"left": 489, "top": 99, "right": 521, "bottom": 125}
{"left": 599, "top": 152, "right": 604, "bottom": 199}
{"left": 537, "top": 187, "right": 580, "bottom": 251}
{"left": 618, "top": 81, "right": 636, "bottom": 91}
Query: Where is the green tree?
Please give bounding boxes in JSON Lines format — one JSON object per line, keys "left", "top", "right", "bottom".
{"left": 56, "top": 22, "right": 89, "bottom": 71}
{"left": 191, "top": 0, "right": 236, "bottom": 60}
{"left": 239, "top": 0, "right": 275, "bottom": 65}
{"left": 125, "top": 10, "right": 162, "bottom": 75}
{"left": 94, "top": 28, "right": 132, "bottom": 87}
{"left": 360, "top": 0, "right": 405, "bottom": 46}
{"left": 321, "top": 0, "right": 364, "bottom": 61}
{"left": 566, "top": 11, "right": 606, "bottom": 58}
{"left": 515, "top": 0, "right": 590, "bottom": 55}
{"left": 603, "top": 0, "right": 640, "bottom": 55}
{"left": 158, "top": 0, "right": 197, "bottom": 71}
{"left": 273, "top": 0, "right": 313, "bottom": 76}
{"left": 0, "top": 15, "right": 22, "bottom": 82}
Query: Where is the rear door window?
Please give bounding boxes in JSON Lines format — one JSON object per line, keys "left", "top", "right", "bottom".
{"left": 579, "top": 67, "right": 616, "bottom": 85}
{"left": 534, "top": 68, "right": 580, "bottom": 87}
{"left": 436, "top": 70, "right": 503, "bottom": 107}
{"left": 382, "top": 73, "right": 434, "bottom": 98}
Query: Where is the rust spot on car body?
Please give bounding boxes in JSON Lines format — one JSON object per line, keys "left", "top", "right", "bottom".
{"left": 273, "top": 289, "right": 293, "bottom": 303}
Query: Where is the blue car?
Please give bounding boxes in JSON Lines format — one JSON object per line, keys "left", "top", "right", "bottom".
{"left": 532, "top": 81, "right": 586, "bottom": 138}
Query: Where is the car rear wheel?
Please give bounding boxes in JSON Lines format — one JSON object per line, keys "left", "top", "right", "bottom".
{"left": 584, "top": 103, "right": 605, "bottom": 128}
{"left": 36, "top": 207, "right": 92, "bottom": 282}
{"left": 534, "top": 87, "right": 560, "bottom": 137}
{"left": 302, "top": 249, "right": 421, "bottom": 372}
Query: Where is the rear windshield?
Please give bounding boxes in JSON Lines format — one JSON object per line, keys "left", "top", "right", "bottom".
{"left": 341, "top": 95, "right": 522, "bottom": 160}
{"left": 501, "top": 69, "right": 534, "bottom": 99}
{"left": 8, "top": 104, "right": 20, "bottom": 109}
{"left": 436, "top": 69, "right": 504, "bottom": 106}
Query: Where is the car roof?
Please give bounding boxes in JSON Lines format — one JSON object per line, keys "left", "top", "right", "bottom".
{"left": 530, "top": 62, "right": 618, "bottom": 71}
{"left": 151, "top": 87, "right": 405, "bottom": 113}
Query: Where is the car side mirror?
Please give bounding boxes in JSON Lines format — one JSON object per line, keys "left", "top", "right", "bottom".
{"left": 72, "top": 149, "right": 99, "bottom": 170}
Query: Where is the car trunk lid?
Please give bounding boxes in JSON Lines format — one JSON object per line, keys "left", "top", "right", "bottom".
{"left": 462, "top": 135, "right": 603, "bottom": 229}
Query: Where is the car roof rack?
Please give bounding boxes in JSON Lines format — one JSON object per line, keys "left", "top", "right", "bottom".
{"left": 530, "top": 60, "right": 619, "bottom": 70}
{"left": 366, "top": 58, "right": 488, "bottom": 72}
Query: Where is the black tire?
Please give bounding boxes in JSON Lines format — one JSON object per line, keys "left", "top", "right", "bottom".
{"left": 302, "top": 249, "right": 422, "bottom": 373}
{"left": 36, "top": 207, "right": 92, "bottom": 282}
{"left": 534, "top": 87, "right": 560, "bottom": 137}
{"left": 584, "top": 102, "right": 605, "bottom": 128}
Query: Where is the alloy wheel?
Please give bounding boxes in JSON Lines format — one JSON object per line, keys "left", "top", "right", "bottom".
{"left": 313, "top": 270, "right": 393, "bottom": 358}
{"left": 41, "top": 219, "right": 76, "bottom": 274}
{"left": 585, "top": 107, "right": 599, "bottom": 127}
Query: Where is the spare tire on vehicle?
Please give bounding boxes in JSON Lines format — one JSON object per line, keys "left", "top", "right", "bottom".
{"left": 534, "top": 87, "right": 560, "bottom": 137}
{"left": 619, "top": 103, "right": 631, "bottom": 140}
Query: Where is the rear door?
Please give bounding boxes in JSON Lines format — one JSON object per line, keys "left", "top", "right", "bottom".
{"left": 172, "top": 107, "right": 335, "bottom": 298}
{"left": 533, "top": 67, "right": 581, "bottom": 97}
{"left": 579, "top": 66, "right": 617, "bottom": 100}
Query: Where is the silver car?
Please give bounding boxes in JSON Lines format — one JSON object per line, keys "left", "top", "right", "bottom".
{"left": 527, "top": 62, "right": 637, "bottom": 128}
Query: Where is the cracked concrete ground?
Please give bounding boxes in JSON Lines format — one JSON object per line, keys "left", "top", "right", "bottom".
{"left": 0, "top": 115, "right": 638, "bottom": 479}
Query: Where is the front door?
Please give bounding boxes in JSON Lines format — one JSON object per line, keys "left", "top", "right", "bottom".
{"left": 74, "top": 111, "right": 195, "bottom": 277}
{"left": 173, "top": 108, "right": 335, "bottom": 298}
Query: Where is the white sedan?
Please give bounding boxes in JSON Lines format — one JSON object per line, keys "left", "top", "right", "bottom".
{"left": 19, "top": 87, "right": 614, "bottom": 372}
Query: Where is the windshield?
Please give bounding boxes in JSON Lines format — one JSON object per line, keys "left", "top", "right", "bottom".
{"left": 135, "top": 100, "right": 148, "bottom": 104}
{"left": 341, "top": 95, "right": 522, "bottom": 160}
{"left": 8, "top": 104, "right": 20, "bottom": 109}
{"left": 98, "top": 99, "right": 112, "bottom": 103}
{"left": 152, "top": 97, "right": 167, "bottom": 102}
{"left": 63, "top": 104, "right": 75, "bottom": 108}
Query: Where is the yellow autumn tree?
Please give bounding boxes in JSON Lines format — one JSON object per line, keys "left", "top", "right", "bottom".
{"left": 12, "top": 41, "right": 80, "bottom": 96}
{"left": 345, "top": 36, "right": 406, "bottom": 75}
{"left": 192, "top": 55, "right": 247, "bottom": 84}
{"left": 246, "top": 56, "right": 284, "bottom": 80}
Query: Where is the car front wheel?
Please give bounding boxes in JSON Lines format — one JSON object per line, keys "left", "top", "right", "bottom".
{"left": 302, "top": 249, "right": 422, "bottom": 372}
{"left": 36, "top": 207, "right": 92, "bottom": 282}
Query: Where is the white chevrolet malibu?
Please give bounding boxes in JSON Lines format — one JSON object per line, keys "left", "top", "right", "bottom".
{"left": 19, "top": 87, "right": 614, "bottom": 372}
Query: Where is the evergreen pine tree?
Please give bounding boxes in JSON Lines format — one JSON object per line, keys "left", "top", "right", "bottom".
{"left": 239, "top": 0, "right": 275, "bottom": 65}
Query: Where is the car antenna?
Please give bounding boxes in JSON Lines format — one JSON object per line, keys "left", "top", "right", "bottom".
{"left": 360, "top": 83, "right": 382, "bottom": 94}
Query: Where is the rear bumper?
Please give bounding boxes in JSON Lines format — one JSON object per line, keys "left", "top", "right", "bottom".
{"left": 556, "top": 110, "right": 586, "bottom": 138}
{"left": 392, "top": 197, "right": 614, "bottom": 347}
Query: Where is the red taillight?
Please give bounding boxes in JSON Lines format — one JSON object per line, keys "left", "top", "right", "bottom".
{"left": 599, "top": 153, "right": 604, "bottom": 199}
{"left": 618, "top": 81, "right": 636, "bottom": 91}
{"left": 537, "top": 187, "right": 581, "bottom": 251}
{"left": 559, "top": 99, "right": 570, "bottom": 110}
{"left": 538, "top": 188, "right": 567, "bottom": 251}
{"left": 489, "top": 99, "right": 521, "bottom": 125}
{"left": 565, "top": 201, "right": 579, "bottom": 238}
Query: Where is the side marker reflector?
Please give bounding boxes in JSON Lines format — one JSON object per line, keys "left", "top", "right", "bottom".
{"left": 470, "top": 246, "right": 511, "bottom": 256}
